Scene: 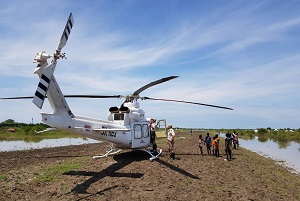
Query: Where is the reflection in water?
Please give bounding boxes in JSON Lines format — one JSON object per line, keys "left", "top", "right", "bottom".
{"left": 0, "top": 138, "right": 100, "bottom": 152}
{"left": 257, "top": 136, "right": 268, "bottom": 143}
{"left": 256, "top": 136, "right": 291, "bottom": 148}
{"left": 274, "top": 140, "right": 291, "bottom": 149}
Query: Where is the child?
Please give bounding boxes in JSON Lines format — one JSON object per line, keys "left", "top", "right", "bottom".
{"left": 213, "top": 135, "right": 220, "bottom": 157}
{"left": 198, "top": 134, "right": 204, "bottom": 155}
{"left": 225, "top": 133, "right": 232, "bottom": 161}
{"left": 212, "top": 136, "right": 216, "bottom": 156}
{"left": 234, "top": 133, "right": 239, "bottom": 149}
{"left": 205, "top": 133, "right": 212, "bottom": 155}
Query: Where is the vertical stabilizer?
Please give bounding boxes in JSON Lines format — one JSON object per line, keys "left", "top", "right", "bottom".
{"left": 46, "top": 75, "right": 74, "bottom": 118}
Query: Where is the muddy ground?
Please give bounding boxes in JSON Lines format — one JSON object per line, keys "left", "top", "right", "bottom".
{"left": 0, "top": 131, "right": 300, "bottom": 201}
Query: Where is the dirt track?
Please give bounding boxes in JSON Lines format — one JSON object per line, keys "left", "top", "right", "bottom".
{"left": 0, "top": 131, "right": 300, "bottom": 201}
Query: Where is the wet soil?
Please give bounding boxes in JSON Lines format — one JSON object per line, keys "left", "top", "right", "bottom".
{"left": 0, "top": 131, "right": 299, "bottom": 201}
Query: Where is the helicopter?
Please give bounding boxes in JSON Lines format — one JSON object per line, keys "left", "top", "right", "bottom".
{"left": 0, "top": 13, "right": 233, "bottom": 161}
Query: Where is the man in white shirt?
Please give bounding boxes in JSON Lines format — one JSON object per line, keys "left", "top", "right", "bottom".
{"left": 167, "top": 124, "right": 176, "bottom": 159}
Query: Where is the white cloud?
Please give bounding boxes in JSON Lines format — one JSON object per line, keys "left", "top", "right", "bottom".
{"left": 1, "top": 1, "right": 300, "bottom": 129}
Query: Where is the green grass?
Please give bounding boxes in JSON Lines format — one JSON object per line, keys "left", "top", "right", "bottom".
{"left": 0, "top": 129, "right": 82, "bottom": 142}
{"left": 0, "top": 175, "right": 6, "bottom": 180}
{"left": 36, "top": 161, "right": 81, "bottom": 182}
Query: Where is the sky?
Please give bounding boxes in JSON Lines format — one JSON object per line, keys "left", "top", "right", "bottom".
{"left": 0, "top": 0, "right": 300, "bottom": 129}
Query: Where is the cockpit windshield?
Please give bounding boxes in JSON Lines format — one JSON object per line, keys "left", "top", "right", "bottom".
{"left": 114, "top": 113, "right": 124, "bottom": 120}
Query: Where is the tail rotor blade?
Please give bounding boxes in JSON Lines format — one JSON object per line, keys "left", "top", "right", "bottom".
{"left": 33, "top": 63, "right": 56, "bottom": 109}
{"left": 143, "top": 97, "right": 233, "bottom": 110}
{"left": 56, "top": 13, "right": 74, "bottom": 53}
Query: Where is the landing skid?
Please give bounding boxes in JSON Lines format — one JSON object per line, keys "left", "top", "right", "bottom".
{"left": 93, "top": 145, "right": 122, "bottom": 159}
{"left": 92, "top": 144, "right": 162, "bottom": 161}
{"left": 140, "top": 148, "right": 162, "bottom": 161}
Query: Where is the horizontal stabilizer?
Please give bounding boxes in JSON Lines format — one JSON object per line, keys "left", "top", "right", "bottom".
{"left": 34, "top": 128, "right": 56, "bottom": 133}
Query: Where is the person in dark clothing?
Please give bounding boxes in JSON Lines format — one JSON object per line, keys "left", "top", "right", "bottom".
{"left": 205, "top": 133, "right": 212, "bottom": 155}
{"left": 150, "top": 119, "right": 157, "bottom": 152}
{"left": 225, "top": 133, "right": 232, "bottom": 161}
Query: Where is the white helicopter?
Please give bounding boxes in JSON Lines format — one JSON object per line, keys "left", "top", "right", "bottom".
{"left": 1, "top": 13, "right": 233, "bottom": 161}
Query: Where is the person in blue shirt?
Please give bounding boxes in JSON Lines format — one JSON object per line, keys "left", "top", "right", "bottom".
{"left": 205, "top": 133, "right": 212, "bottom": 155}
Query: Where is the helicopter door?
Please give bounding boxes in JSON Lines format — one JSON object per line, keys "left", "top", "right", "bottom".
{"left": 131, "top": 123, "right": 150, "bottom": 148}
{"left": 156, "top": 119, "right": 167, "bottom": 138}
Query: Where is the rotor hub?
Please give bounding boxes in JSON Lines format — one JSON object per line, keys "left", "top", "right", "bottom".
{"left": 33, "top": 51, "right": 51, "bottom": 65}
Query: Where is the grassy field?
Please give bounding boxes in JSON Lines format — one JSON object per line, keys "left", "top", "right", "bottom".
{"left": 0, "top": 125, "right": 81, "bottom": 142}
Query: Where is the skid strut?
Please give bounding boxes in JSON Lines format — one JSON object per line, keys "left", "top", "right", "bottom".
{"left": 140, "top": 148, "right": 162, "bottom": 161}
{"left": 93, "top": 144, "right": 122, "bottom": 159}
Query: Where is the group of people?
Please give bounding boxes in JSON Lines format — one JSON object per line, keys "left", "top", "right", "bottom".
{"left": 150, "top": 119, "right": 176, "bottom": 159}
{"left": 198, "top": 132, "right": 239, "bottom": 161}
{"left": 150, "top": 119, "right": 239, "bottom": 161}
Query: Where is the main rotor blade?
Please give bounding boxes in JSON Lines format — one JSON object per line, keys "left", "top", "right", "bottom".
{"left": 143, "top": 97, "right": 233, "bottom": 110}
{"left": 63, "top": 95, "right": 121, "bottom": 98}
{"left": 132, "top": 76, "right": 179, "bottom": 96}
{"left": 0, "top": 95, "right": 121, "bottom": 100}
{"left": 0, "top": 96, "right": 33, "bottom": 100}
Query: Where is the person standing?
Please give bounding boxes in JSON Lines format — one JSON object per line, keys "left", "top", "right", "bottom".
{"left": 150, "top": 119, "right": 157, "bottom": 152}
{"left": 198, "top": 134, "right": 204, "bottom": 155}
{"left": 225, "top": 133, "right": 232, "bottom": 161}
{"left": 212, "top": 136, "right": 216, "bottom": 156}
{"left": 205, "top": 133, "right": 212, "bottom": 155}
{"left": 167, "top": 124, "right": 176, "bottom": 159}
{"left": 232, "top": 131, "right": 237, "bottom": 149}
{"left": 234, "top": 133, "right": 239, "bottom": 149}
{"left": 213, "top": 134, "right": 220, "bottom": 157}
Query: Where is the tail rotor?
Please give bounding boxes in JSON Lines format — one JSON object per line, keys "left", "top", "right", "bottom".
{"left": 32, "top": 13, "right": 74, "bottom": 109}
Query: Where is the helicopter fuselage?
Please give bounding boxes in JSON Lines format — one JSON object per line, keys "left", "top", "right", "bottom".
{"left": 40, "top": 102, "right": 151, "bottom": 149}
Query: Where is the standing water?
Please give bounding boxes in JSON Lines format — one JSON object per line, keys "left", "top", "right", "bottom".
{"left": 0, "top": 138, "right": 100, "bottom": 152}
{"left": 236, "top": 136, "right": 300, "bottom": 174}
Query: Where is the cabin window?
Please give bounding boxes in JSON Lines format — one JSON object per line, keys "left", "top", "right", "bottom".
{"left": 142, "top": 124, "right": 149, "bottom": 138}
{"left": 133, "top": 125, "right": 142, "bottom": 139}
{"left": 114, "top": 113, "right": 124, "bottom": 120}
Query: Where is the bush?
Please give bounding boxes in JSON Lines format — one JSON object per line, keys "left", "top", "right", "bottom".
{"left": 257, "top": 128, "right": 267, "bottom": 135}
